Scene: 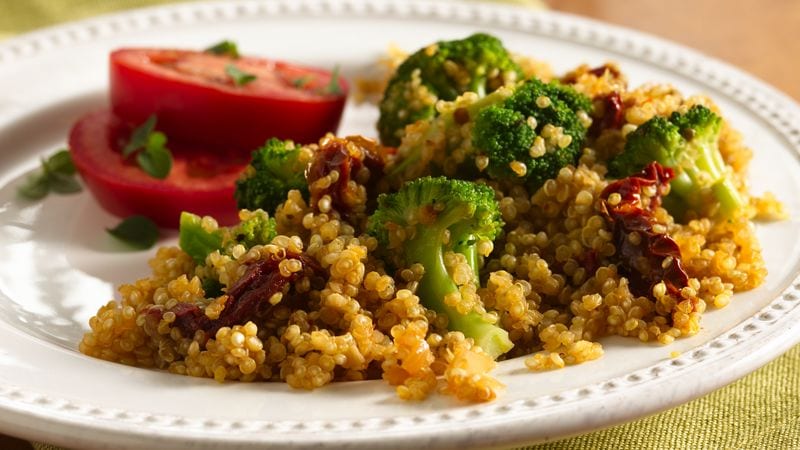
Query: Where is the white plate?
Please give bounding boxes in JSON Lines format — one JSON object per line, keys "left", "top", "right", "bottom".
{"left": 1, "top": 1, "right": 799, "bottom": 449}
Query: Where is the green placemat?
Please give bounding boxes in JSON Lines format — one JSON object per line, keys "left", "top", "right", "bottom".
{"left": 2, "top": 1, "right": 798, "bottom": 449}
{"left": 0, "top": 0, "right": 195, "bottom": 40}
{"left": 526, "top": 344, "right": 800, "bottom": 450}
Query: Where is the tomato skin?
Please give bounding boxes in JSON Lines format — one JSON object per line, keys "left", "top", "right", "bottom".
{"left": 69, "top": 109, "right": 245, "bottom": 228}
{"left": 110, "top": 49, "right": 348, "bottom": 153}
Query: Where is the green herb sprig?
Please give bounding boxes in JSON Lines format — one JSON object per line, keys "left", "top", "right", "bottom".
{"left": 106, "top": 215, "right": 159, "bottom": 249}
{"left": 322, "top": 65, "right": 342, "bottom": 95}
{"left": 123, "top": 115, "right": 173, "bottom": 179}
{"left": 225, "top": 64, "right": 256, "bottom": 86}
{"left": 18, "top": 149, "right": 82, "bottom": 200}
{"left": 205, "top": 40, "right": 240, "bottom": 58}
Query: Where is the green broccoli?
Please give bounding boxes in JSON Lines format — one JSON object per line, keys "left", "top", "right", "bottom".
{"left": 608, "top": 105, "right": 744, "bottom": 219}
{"left": 475, "top": 79, "right": 592, "bottom": 189}
{"left": 179, "top": 211, "right": 224, "bottom": 264}
{"left": 389, "top": 78, "right": 592, "bottom": 190}
{"left": 234, "top": 138, "right": 311, "bottom": 214}
{"left": 228, "top": 209, "right": 278, "bottom": 249}
{"left": 179, "top": 209, "right": 277, "bottom": 264}
{"left": 366, "top": 177, "right": 513, "bottom": 359}
{"left": 378, "top": 33, "right": 523, "bottom": 146}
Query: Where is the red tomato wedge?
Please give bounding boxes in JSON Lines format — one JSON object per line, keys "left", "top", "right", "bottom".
{"left": 69, "top": 109, "right": 247, "bottom": 228}
{"left": 110, "top": 49, "right": 348, "bottom": 153}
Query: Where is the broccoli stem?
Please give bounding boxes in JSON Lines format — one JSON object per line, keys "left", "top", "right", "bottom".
{"left": 694, "top": 139, "right": 744, "bottom": 216}
{"left": 408, "top": 227, "right": 513, "bottom": 359}
{"left": 179, "top": 212, "right": 223, "bottom": 264}
{"left": 678, "top": 140, "right": 744, "bottom": 218}
{"left": 453, "top": 236, "right": 480, "bottom": 279}
{"left": 448, "top": 306, "right": 515, "bottom": 359}
{"left": 711, "top": 178, "right": 744, "bottom": 217}
{"left": 667, "top": 171, "right": 694, "bottom": 198}
{"left": 467, "top": 77, "right": 487, "bottom": 97}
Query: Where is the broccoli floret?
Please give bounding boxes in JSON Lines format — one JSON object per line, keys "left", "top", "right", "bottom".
{"left": 378, "top": 33, "right": 522, "bottom": 146}
{"left": 367, "top": 177, "right": 513, "bottom": 358}
{"left": 234, "top": 138, "right": 311, "bottom": 214}
{"left": 228, "top": 209, "right": 277, "bottom": 248}
{"left": 475, "top": 79, "right": 592, "bottom": 189}
{"left": 389, "top": 78, "right": 591, "bottom": 190}
{"left": 179, "top": 210, "right": 276, "bottom": 264}
{"left": 608, "top": 105, "right": 743, "bottom": 219}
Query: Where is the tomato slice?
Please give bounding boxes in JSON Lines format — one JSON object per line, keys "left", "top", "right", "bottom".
{"left": 69, "top": 109, "right": 247, "bottom": 228}
{"left": 110, "top": 48, "right": 348, "bottom": 153}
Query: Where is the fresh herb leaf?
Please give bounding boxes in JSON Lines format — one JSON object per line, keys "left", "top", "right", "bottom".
{"left": 17, "top": 173, "right": 50, "bottom": 199}
{"left": 205, "top": 40, "right": 239, "bottom": 58}
{"left": 47, "top": 172, "right": 83, "bottom": 194}
{"left": 225, "top": 64, "right": 256, "bottom": 86}
{"left": 322, "top": 65, "right": 342, "bottom": 95}
{"left": 17, "top": 149, "right": 82, "bottom": 200}
{"left": 107, "top": 215, "right": 159, "bottom": 249}
{"left": 122, "top": 116, "right": 174, "bottom": 179}
{"left": 123, "top": 115, "right": 157, "bottom": 158}
{"left": 42, "top": 149, "right": 76, "bottom": 176}
{"left": 136, "top": 133, "right": 173, "bottom": 179}
{"left": 292, "top": 75, "right": 314, "bottom": 89}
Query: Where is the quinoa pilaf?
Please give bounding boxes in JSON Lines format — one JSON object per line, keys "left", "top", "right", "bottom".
{"left": 81, "top": 38, "right": 785, "bottom": 403}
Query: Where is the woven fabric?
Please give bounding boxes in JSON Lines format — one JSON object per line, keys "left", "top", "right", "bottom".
{"left": 522, "top": 344, "right": 800, "bottom": 450}
{"left": 0, "top": 1, "right": 797, "bottom": 449}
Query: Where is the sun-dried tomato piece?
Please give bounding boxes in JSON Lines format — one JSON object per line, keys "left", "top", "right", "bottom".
{"left": 589, "top": 91, "right": 624, "bottom": 137}
{"left": 599, "top": 162, "right": 689, "bottom": 297}
{"left": 144, "top": 252, "right": 321, "bottom": 341}
{"left": 587, "top": 64, "right": 622, "bottom": 79}
{"left": 560, "top": 64, "right": 626, "bottom": 138}
{"left": 561, "top": 63, "right": 623, "bottom": 85}
{"left": 306, "top": 135, "right": 385, "bottom": 220}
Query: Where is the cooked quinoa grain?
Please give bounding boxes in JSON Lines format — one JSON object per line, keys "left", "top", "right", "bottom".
{"left": 82, "top": 53, "right": 781, "bottom": 404}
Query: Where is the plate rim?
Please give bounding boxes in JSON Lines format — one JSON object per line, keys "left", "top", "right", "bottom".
{"left": 1, "top": 0, "right": 799, "bottom": 448}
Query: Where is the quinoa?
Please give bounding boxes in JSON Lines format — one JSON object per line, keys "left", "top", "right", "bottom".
{"left": 81, "top": 57, "right": 781, "bottom": 403}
